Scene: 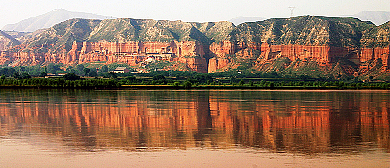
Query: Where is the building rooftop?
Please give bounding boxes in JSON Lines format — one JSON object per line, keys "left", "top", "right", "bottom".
{"left": 114, "top": 67, "right": 128, "bottom": 71}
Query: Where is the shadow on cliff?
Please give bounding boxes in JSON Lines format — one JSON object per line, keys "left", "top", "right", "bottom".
{"left": 189, "top": 27, "right": 216, "bottom": 60}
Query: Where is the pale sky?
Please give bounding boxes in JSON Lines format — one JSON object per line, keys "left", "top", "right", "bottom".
{"left": 1, "top": 0, "right": 389, "bottom": 28}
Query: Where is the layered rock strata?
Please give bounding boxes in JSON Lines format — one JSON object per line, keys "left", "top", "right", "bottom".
{"left": 1, "top": 16, "right": 390, "bottom": 75}
{"left": 208, "top": 41, "right": 390, "bottom": 72}
{"left": 69, "top": 41, "right": 206, "bottom": 72}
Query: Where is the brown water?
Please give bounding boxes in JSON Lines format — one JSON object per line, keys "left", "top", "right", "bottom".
{"left": 0, "top": 89, "right": 389, "bottom": 168}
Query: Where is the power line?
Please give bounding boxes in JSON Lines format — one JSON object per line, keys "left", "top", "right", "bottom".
{"left": 288, "top": 7, "right": 296, "bottom": 17}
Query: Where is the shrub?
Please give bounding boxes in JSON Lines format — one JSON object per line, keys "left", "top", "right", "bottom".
{"left": 183, "top": 81, "right": 192, "bottom": 89}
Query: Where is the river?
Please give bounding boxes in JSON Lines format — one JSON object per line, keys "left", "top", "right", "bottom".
{"left": 0, "top": 89, "right": 389, "bottom": 167}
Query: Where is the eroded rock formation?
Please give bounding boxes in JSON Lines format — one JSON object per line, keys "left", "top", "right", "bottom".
{"left": 208, "top": 41, "right": 390, "bottom": 72}
{"left": 67, "top": 41, "right": 207, "bottom": 72}
{"left": 1, "top": 16, "right": 390, "bottom": 76}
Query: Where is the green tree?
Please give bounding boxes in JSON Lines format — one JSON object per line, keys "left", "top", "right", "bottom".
{"left": 153, "top": 74, "right": 166, "bottom": 81}
{"left": 12, "top": 72, "right": 20, "bottom": 79}
{"left": 39, "top": 72, "right": 47, "bottom": 77}
{"left": 83, "top": 68, "right": 91, "bottom": 76}
{"left": 239, "top": 79, "right": 245, "bottom": 86}
{"left": 66, "top": 66, "right": 73, "bottom": 72}
{"left": 108, "top": 72, "right": 117, "bottom": 79}
{"left": 89, "top": 69, "right": 98, "bottom": 77}
{"left": 269, "top": 82, "right": 275, "bottom": 88}
{"left": 124, "top": 76, "right": 136, "bottom": 84}
{"left": 183, "top": 80, "right": 192, "bottom": 89}
{"left": 230, "top": 76, "right": 237, "bottom": 84}
{"left": 63, "top": 73, "right": 81, "bottom": 80}
{"left": 76, "top": 64, "right": 85, "bottom": 74}
{"left": 100, "top": 65, "right": 109, "bottom": 73}
{"left": 369, "top": 76, "right": 374, "bottom": 81}
{"left": 249, "top": 81, "right": 254, "bottom": 86}
{"left": 46, "top": 63, "right": 60, "bottom": 74}
{"left": 1, "top": 68, "right": 16, "bottom": 77}
{"left": 19, "top": 73, "right": 31, "bottom": 79}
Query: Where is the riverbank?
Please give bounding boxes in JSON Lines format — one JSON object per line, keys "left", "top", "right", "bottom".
{"left": 1, "top": 84, "right": 389, "bottom": 90}
{"left": 121, "top": 84, "right": 390, "bottom": 90}
{"left": 1, "top": 78, "right": 390, "bottom": 90}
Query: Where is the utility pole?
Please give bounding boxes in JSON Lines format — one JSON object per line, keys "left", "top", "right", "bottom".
{"left": 288, "top": 6, "right": 296, "bottom": 17}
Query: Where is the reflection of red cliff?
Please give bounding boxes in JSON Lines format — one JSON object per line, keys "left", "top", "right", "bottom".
{"left": 208, "top": 96, "right": 333, "bottom": 152}
{"left": 0, "top": 92, "right": 389, "bottom": 152}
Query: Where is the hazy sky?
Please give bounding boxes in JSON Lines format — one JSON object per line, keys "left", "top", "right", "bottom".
{"left": 1, "top": 0, "right": 389, "bottom": 28}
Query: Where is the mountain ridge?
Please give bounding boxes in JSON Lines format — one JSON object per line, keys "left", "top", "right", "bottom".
{"left": 1, "top": 16, "right": 389, "bottom": 80}
{"left": 0, "top": 30, "right": 21, "bottom": 51}
{"left": 2, "top": 9, "right": 113, "bottom": 32}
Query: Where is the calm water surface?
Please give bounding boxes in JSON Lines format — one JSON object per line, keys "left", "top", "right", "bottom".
{"left": 0, "top": 89, "right": 389, "bottom": 167}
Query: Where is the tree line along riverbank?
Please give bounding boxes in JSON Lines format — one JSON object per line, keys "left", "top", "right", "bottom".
{"left": 1, "top": 73, "right": 390, "bottom": 89}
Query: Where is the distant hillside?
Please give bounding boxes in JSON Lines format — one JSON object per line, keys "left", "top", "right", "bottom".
{"left": 0, "top": 30, "right": 20, "bottom": 51}
{"left": 230, "top": 16, "right": 375, "bottom": 47}
{"left": 354, "top": 11, "right": 390, "bottom": 26}
{"left": 22, "top": 16, "right": 381, "bottom": 51}
{"left": 2, "top": 31, "right": 34, "bottom": 43}
{"left": 24, "top": 18, "right": 235, "bottom": 52}
{"left": 228, "top": 16, "right": 266, "bottom": 26}
{"left": 2, "top": 9, "right": 114, "bottom": 32}
{"left": 361, "top": 21, "right": 390, "bottom": 48}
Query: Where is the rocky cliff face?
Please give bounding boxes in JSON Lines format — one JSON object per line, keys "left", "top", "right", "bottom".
{"left": 208, "top": 16, "right": 389, "bottom": 78}
{"left": 1, "top": 16, "right": 390, "bottom": 77}
{"left": 0, "top": 18, "right": 235, "bottom": 72}
{"left": 69, "top": 40, "right": 207, "bottom": 72}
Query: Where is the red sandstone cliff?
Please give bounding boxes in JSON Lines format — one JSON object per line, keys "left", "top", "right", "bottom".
{"left": 360, "top": 47, "right": 390, "bottom": 67}
{"left": 208, "top": 41, "right": 390, "bottom": 72}
{"left": 1, "top": 16, "right": 390, "bottom": 76}
{"left": 67, "top": 40, "right": 208, "bottom": 72}
{"left": 2, "top": 39, "right": 389, "bottom": 75}
{"left": 208, "top": 57, "right": 230, "bottom": 73}
{"left": 209, "top": 41, "right": 234, "bottom": 58}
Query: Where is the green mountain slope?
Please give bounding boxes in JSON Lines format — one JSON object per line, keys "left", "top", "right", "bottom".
{"left": 0, "top": 30, "right": 21, "bottom": 48}
{"left": 230, "top": 16, "right": 375, "bottom": 47}
{"left": 26, "top": 18, "right": 101, "bottom": 52}
{"left": 361, "top": 21, "right": 390, "bottom": 48}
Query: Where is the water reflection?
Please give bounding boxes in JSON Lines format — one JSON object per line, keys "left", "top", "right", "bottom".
{"left": 0, "top": 89, "right": 389, "bottom": 155}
